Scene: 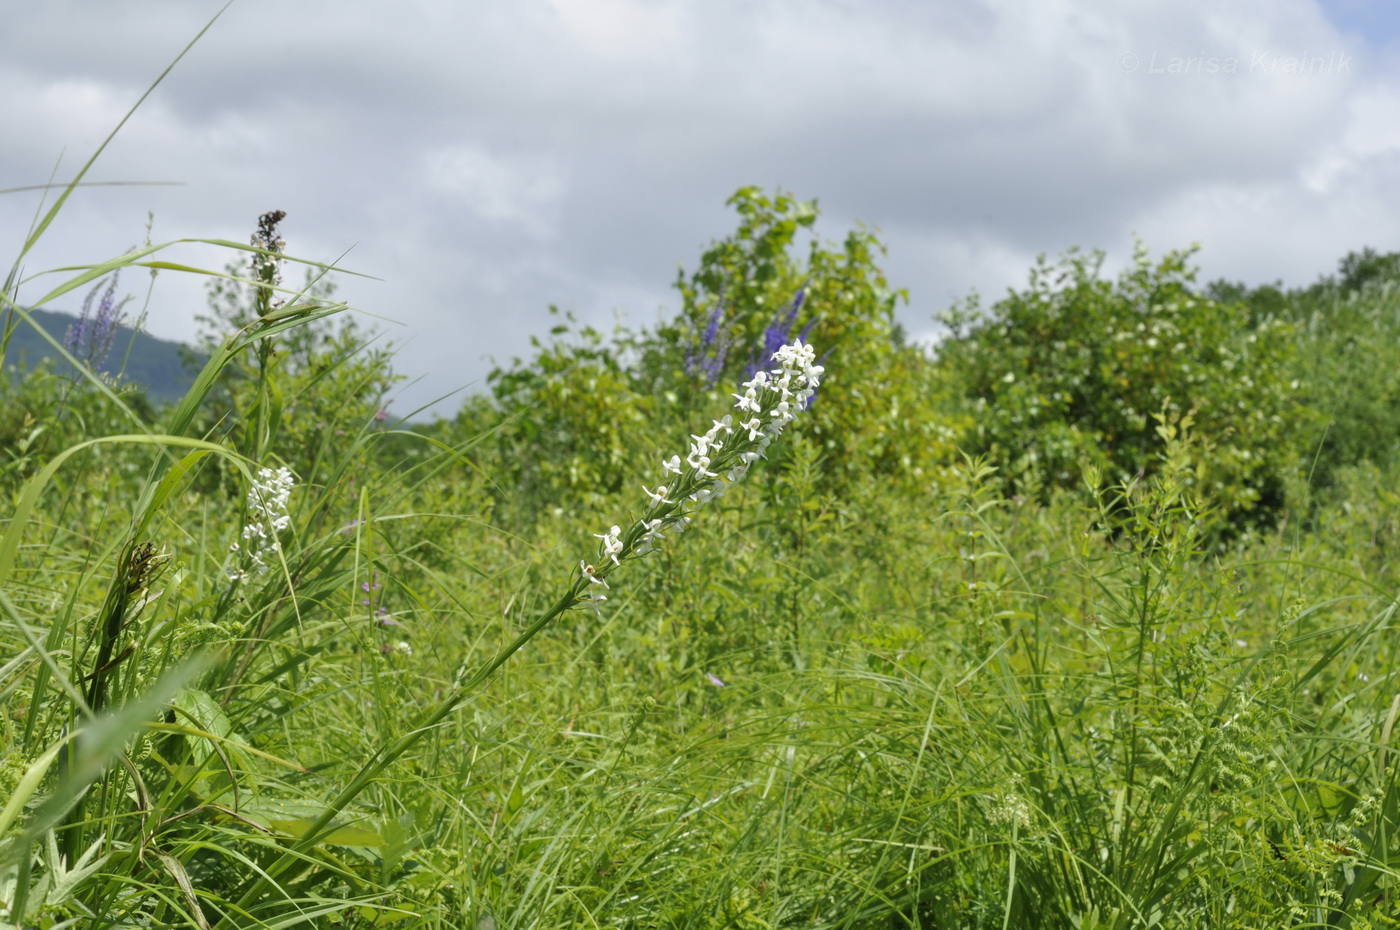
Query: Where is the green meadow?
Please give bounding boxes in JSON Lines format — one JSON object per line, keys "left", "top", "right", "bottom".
{"left": 8, "top": 54, "right": 1400, "bottom": 930}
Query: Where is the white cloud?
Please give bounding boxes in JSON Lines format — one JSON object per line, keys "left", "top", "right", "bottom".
{"left": 1303, "top": 84, "right": 1400, "bottom": 194}
{"left": 423, "top": 143, "right": 568, "bottom": 239}
{"left": 544, "top": 0, "right": 686, "bottom": 61}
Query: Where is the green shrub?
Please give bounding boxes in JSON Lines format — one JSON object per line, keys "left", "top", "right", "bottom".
{"left": 1292, "top": 283, "right": 1400, "bottom": 488}
{"left": 936, "top": 242, "right": 1310, "bottom": 530}
{"left": 470, "top": 186, "right": 966, "bottom": 530}
{"left": 0, "top": 357, "right": 157, "bottom": 495}
{"left": 471, "top": 308, "right": 656, "bottom": 525}
{"left": 663, "top": 186, "right": 965, "bottom": 491}
{"left": 1214, "top": 249, "right": 1400, "bottom": 490}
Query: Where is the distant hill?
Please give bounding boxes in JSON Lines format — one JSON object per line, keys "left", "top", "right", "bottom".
{"left": 1, "top": 307, "right": 200, "bottom": 406}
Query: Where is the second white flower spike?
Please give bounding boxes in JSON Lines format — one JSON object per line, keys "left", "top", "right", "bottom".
{"left": 577, "top": 339, "right": 824, "bottom": 609}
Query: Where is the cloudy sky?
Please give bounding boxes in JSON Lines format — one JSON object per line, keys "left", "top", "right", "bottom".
{"left": 3, "top": 0, "right": 1398, "bottom": 415}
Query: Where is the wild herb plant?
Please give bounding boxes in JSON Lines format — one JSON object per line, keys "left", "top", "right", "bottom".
{"left": 62, "top": 273, "right": 129, "bottom": 374}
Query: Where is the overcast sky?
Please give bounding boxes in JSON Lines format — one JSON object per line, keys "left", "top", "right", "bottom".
{"left": 4, "top": 0, "right": 1399, "bottom": 415}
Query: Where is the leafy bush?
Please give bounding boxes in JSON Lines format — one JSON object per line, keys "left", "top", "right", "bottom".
{"left": 470, "top": 308, "right": 656, "bottom": 524}
{"left": 472, "top": 186, "right": 966, "bottom": 530}
{"left": 1213, "top": 248, "right": 1400, "bottom": 492}
{"left": 0, "top": 357, "right": 158, "bottom": 494}
{"left": 936, "top": 242, "right": 1309, "bottom": 530}
{"left": 664, "top": 187, "right": 966, "bottom": 493}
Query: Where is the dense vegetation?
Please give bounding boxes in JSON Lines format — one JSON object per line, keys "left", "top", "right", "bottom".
{"left": 7, "top": 84, "right": 1400, "bottom": 930}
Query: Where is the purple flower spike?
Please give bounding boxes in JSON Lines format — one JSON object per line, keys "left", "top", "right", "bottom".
{"left": 747, "top": 285, "right": 808, "bottom": 379}
{"left": 706, "top": 672, "right": 726, "bottom": 688}
{"left": 687, "top": 299, "right": 731, "bottom": 388}
{"left": 64, "top": 272, "right": 125, "bottom": 370}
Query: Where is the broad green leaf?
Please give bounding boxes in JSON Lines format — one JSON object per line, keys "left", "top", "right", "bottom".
{"left": 223, "top": 797, "right": 387, "bottom": 848}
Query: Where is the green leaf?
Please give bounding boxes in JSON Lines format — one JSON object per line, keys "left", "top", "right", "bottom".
{"left": 224, "top": 797, "right": 387, "bottom": 848}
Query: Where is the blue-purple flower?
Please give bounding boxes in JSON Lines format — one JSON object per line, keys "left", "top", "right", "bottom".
{"left": 747, "top": 285, "right": 810, "bottom": 380}
{"left": 64, "top": 272, "right": 125, "bottom": 370}
{"left": 686, "top": 299, "right": 731, "bottom": 388}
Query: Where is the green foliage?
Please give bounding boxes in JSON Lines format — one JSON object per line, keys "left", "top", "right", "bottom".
{"left": 474, "top": 307, "right": 655, "bottom": 523}
{"left": 1213, "top": 248, "right": 1400, "bottom": 493}
{"left": 1336, "top": 246, "right": 1400, "bottom": 294}
{"left": 189, "top": 215, "right": 401, "bottom": 495}
{"left": 473, "top": 186, "right": 965, "bottom": 534}
{"left": 0, "top": 358, "right": 158, "bottom": 495}
{"left": 667, "top": 186, "right": 964, "bottom": 489}
{"left": 936, "top": 242, "right": 1309, "bottom": 530}
{"left": 1292, "top": 282, "right": 1400, "bottom": 489}
{"left": 14, "top": 35, "right": 1400, "bottom": 926}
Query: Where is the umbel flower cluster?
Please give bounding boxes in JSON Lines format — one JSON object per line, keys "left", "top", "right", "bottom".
{"left": 228, "top": 466, "right": 295, "bottom": 580}
{"left": 576, "top": 340, "right": 824, "bottom": 609}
